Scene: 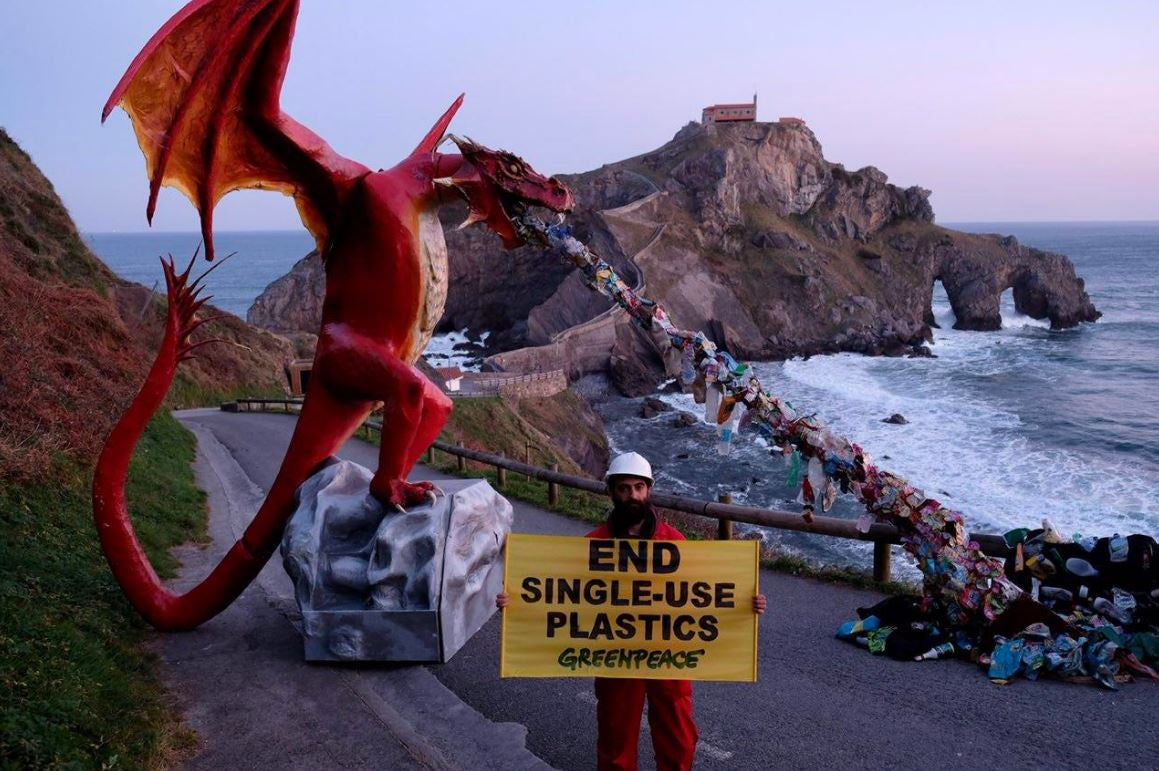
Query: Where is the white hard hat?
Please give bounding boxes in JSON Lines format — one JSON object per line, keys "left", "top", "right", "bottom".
{"left": 605, "top": 452, "right": 654, "bottom": 484}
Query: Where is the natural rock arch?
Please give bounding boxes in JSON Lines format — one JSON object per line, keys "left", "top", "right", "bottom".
{"left": 932, "top": 236, "right": 1099, "bottom": 331}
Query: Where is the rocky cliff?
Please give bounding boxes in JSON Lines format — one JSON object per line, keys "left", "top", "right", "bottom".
{"left": 0, "top": 128, "right": 293, "bottom": 478}
{"left": 247, "top": 119, "right": 1099, "bottom": 395}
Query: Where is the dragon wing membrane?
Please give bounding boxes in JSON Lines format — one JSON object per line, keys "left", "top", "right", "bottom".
{"left": 103, "top": 0, "right": 369, "bottom": 260}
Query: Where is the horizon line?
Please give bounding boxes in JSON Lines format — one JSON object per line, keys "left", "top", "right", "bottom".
{"left": 81, "top": 218, "right": 1159, "bottom": 236}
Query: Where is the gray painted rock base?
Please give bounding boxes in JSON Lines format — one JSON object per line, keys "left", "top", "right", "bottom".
{"left": 282, "top": 459, "right": 512, "bottom": 662}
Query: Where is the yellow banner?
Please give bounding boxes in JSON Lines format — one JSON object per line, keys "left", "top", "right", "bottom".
{"left": 500, "top": 534, "right": 759, "bottom": 682}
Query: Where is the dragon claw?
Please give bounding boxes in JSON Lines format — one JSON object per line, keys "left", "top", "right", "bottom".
{"left": 371, "top": 478, "right": 439, "bottom": 512}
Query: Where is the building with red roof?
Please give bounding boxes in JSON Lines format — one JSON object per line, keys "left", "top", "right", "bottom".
{"left": 702, "top": 94, "right": 757, "bottom": 124}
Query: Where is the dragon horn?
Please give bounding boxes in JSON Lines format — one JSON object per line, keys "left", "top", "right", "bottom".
{"left": 413, "top": 93, "right": 465, "bottom": 156}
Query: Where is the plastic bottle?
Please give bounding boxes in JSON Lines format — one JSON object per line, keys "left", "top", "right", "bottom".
{"left": 704, "top": 383, "right": 722, "bottom": 425}
{"left": 716, "top": 425, "right": 733, "bottom": 456}
{"left": 1093, "top": 597, "right": 1130, "bottom": 625}
{"left": 1065, "top": 557, "right": 1100, "bottom": 578}
{"left": 914, "top": 642, "right": 955, "bottom": 661}
{"left": 837, "top": 615, "right": 881, "bottom": 639}
{"left": 680, "top": 346, "right": 696, "bottom": 384}
{"left": 1112, "top": 588, "right": 1137, "bottom": 614}
{"left": 1039, "top": 586, "right": 1074, "bottom": 603}
{"left": 1109, "top": 534, "right": 1129, "bottom": 563}
{"left": 951, "top": 632, "right": 975, "bottom": 656}
{"left": 806, "top": 456, "right": 826, "bottom": 509}
{"left": 1003, "top": 528, "right": 1031, "bottom": 548}
{"left": 1025, "top": 554, "right": 1056, "bottom": 579}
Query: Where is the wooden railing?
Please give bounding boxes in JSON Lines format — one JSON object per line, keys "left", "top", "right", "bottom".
{"left": 222, "top": 397, "right": 303, "bottom": 413}
{"left": 225, "top": 397, "right": 1012, "bottom": 583}
{"left": 467, "top": 370, "right": 565, "bottom": 390}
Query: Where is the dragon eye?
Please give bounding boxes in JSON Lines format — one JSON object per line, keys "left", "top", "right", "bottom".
{"left": 507, "top": 162, "right": 522, "bottom": 174}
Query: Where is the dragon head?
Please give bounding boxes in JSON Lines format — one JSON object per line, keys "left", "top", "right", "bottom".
{"left": 437, "top": 136, "right": 574, "bottom": 248}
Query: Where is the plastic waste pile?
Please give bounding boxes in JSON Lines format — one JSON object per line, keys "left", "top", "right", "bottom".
{"left": 991, "top": 524, "right": 1158, "bottom": 687}
{"left": 512, "top": 212, "right": 1159, "bottom": 689}
{"left": 837, "top": 526, "right": 1159, "bottom": 689}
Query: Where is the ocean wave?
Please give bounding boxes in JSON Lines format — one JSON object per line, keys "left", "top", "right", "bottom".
{"left": 766, "top": 351, "right": 1158, "bottom": 538}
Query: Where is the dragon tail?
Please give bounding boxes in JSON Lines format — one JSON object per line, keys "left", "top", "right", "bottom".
{"left": 92, "top": 254, "right": 266, "bottom": 631}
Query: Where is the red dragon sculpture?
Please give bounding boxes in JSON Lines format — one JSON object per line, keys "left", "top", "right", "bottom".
{"left": 94, "top": 0, "right": 574, "bottom": 631}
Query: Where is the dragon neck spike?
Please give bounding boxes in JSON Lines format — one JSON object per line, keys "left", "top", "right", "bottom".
{"left": 412, "top": 92, "right": 465, "bottom": 156}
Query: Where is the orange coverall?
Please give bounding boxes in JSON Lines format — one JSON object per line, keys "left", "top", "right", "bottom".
{"left": 587, "top": 522, "right": 698, "bottom": 771}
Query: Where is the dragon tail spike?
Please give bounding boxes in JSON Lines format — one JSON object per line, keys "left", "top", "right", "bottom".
{"left": 186, "top": 314, "right": 229, "bottom": 335}
{"left": 176, "top": 251, "right": 197, "bottom": 286}
{"left": 190, "top": 250, "right": 234, "bottom": 291}
{"left": 181, "top": 336, "right": 227, "bottom": 355}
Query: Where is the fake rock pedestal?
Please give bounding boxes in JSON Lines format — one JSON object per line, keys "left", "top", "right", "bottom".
{"left": 281, "top": 460, "right": 513, "bottom": 662}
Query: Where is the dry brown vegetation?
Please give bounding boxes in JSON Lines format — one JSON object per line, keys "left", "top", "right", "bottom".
{"left": 0, "top": 127, "right": 292, "bottom": 481}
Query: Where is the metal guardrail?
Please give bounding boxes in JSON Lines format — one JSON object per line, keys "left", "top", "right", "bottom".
{"left": 226, "top": 397, "right": 1012, "bottom": 583}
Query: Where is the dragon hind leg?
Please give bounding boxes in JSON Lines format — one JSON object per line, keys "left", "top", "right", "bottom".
{"left": 314, "top": 328, "right": 448, "bottom": 510}
{"left": 370, "top": 379, "right": 452, "bottom": 510}
{"left": 404, "top": 378, "right": 453, "bottom": 474}
{"left": 371, "top": 378, "right": 455, "bottom": 508}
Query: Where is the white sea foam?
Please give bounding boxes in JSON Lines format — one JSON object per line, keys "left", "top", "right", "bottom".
{"left": 932, "top": 281, "right": 1053, "bottom": 333}
{"left": 767, "top": 338, "right": 1158, "bottom": 540}
{"left": 422, "top": 328, "right": 487, "bottom": 372}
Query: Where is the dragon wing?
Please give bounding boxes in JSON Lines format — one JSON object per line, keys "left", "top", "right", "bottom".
{"left": 103, "top": 0, "right": 370, "bottom": 260}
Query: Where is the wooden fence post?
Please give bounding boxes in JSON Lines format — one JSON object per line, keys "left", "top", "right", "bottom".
{"left": 873, "top": 541, "right": 892, "bottom": 583}
{"left": 457, "top": 442, "right": 466, "bottom": 473}
{"left": 548, "top": 463, "right": 560, "bottom": 506}
{"left": 717, "top": 492, "right": 734, "bottom": 540}
{"left": 497, "top": 453, "right": 507, "bottom": 490}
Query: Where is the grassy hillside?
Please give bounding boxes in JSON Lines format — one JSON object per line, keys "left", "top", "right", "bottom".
{"left": 438, "top": 394, "right": 590, "bottom": 476}
{"left": 0, "top": 413, "right": 205, "bottom": 768}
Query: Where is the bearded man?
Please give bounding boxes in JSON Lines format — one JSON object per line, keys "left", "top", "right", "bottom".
{"left": 498, "top": 452, "right": 767, "bottom": 771}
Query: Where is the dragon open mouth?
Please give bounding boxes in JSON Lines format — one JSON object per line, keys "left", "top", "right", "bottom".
{"left": 435, "top": 135, "right": 574, "bottom": 249}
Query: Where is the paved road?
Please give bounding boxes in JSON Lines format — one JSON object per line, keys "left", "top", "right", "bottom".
{"left": 174, "top": 410, "right": 1158, "bottom": 770}
{"left": 168, "top": 409, "right": 545, "bottom": 770}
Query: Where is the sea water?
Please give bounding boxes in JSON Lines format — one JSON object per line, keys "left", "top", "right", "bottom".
{"left": 84, "top": 230, "right": 315, "bottom": 319}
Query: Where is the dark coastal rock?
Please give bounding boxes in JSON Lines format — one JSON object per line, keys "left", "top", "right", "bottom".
{"left": 673, "top": 413, "right": 697, "bottom": 428}
{"left": 247, "top": 249, "right": 325, "bottom": 334}
{"left": 248, "top": 119, "right": 1100, "bottom": 398}
{"left": 883, "top": 413, "right": 908, "bottom": 425}
{"left": 609, "top": 321, "right": 666, "bottom": 397}
{"left": 640, "top": 397, "right": 673, "bottom": 418}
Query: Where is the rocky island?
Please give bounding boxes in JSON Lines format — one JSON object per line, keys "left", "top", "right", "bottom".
{"left": 249, "top": 119, "right": 1100, "bottom": 396}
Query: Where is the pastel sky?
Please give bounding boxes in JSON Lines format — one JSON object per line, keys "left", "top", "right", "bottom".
{"left": 2, "top": 0, "right": 1156, "bottom": 232}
